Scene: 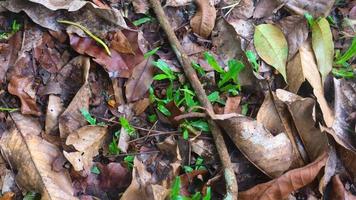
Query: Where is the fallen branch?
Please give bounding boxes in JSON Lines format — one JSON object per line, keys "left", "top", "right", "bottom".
{"left": 148, "top": 0, "right": 238, "bottom": 199}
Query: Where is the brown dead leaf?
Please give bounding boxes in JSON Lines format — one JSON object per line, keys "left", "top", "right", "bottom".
{"left": 125, "top": 57, "right": 154, "bottom": 102}
{"left": 224, "top": 96, "right": 241, "bottom": 114}
{"left": 190, "top": 0, "right": 216, "bottom": 38}
{"left": 276, "top": 89, "right": 328, "bottom": 161}
{"left": 28, "top": 0, "right": 87, "bottom": 11}
{"left": 332, "top": 78, "right": 356, "bottom": 152}
{"left": 239, "top": 151, "right": 328, "bottom": 200}
{"left": 0, "top": 113, "right": 77, "bottom": 200}
{"left": 330, "top": 175, "right": 356, "bottom": 200}
{"left": 0, "top": 32, "right": 22, "bottom": 84}
{"left": 132, "top": 98, "right": 150, "bottom": 115}
{"left": 227, "top": 0, "right": 254, "bottom": 19}
{"left": 299, "top": 41, "right": 334, "bottom": 127}
{"left": 257, "top": 93, "right": 284, "bottom": 135}
{"left": 278, "top": 15, "right": 309, "bottom": 60}
{"left": 59, "top": 56, "right": 91, "bottom": 138}
{"left": 0, "top": 192, "right": 14, "bottom": 200}
{"left": 64, "top": 125, "right": 107, "bottom": 172}
{"left": 253, "top": 0, "right": 280, "bottom": 19}
{"left": 218, "top": 116, "right": 294, "bottom": 177}
{"left": 278, "top": 0, "right": 335, "bottom": 17}
{"left": 132, "top": 0, "right": 149, "bottom": 13}
{"left": 109, "top": 30, "right": 135, "bottom": 54}
{"left": 286, "top": 52, "right": 305, "bottom": 93}
{"left": 166, "top": 0, "right": 192, "bottom": 7}
{"left": 8, "top": 75, "right": 41, "bottom": 116}
{"left": 45, "top": 95, "right": 64, "bottom": 135}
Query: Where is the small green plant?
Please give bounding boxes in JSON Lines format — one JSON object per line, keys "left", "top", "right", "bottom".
{"left": 245, "top": 50, "right": 259, "bottom": 72}
{"left": 183, "top": 157, "right": 206, "bottom": 173}
{"left": 91, "top": 165, "right": 100, "bottom": 174}
{"left": 124, "top": 155, "right": 134, "bottom": 169}
{"left": 333, "top": 36, "right": 355, "bottom": 78}
{"left": 0, "top": 20, "right": 21, "bottom": 40}
{"left": 133, "top": 15, "right": 154, "bottom": 26}
{"left": 144, "top": 47, "right": 160, "bottom": 59}
{"left": 241, "top": 103, "right": 249, "bottom": 116}
{"left": 170, "top": 176, "right": 211, "bottom": 200}
{"left": 109, "top": 131, "right": 120, "bottom": 155}
{"left": 192, "top": 61, "right": 206, "bottom": 76}
{"left": 23, "top": 191, "right": 40, "bottom": 200}
{"left": 120, "top": 117, "right": 136, "bottom": 136}
{"left": 80, "top": 108, "right": 106, "bottom": 126}
{"left": 0, "top": 107, "right": 18, "bottom": 112}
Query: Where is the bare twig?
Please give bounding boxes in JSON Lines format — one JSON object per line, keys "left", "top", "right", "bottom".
{"left": 148, "top": 0, "right": 238, "bottom": 199}
{"left": 174, "top": 112, "right": 207, "bottom": 121}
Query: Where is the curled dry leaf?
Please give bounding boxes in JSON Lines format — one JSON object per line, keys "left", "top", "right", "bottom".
{"left": 228, "top": 0, "right": 254, "bottom": 20}
{"left": 45, "top": 95, "right": 64, "bottom": 134}
{"left": 277, "top": 0, "right": 335, "bottom": 17}
{"left": 59, "top": 56, "right": 91, "bottom": 138}
{"left": 28, "top": 0, "right": 87, "bottom": 11}
{"left": 217, "top": 116, "right": 294, "bottom": 177}
{"left": 332, "top": 78, "right": 356, "bottom": 152}
{"left": 311, "top": 18, "right": 334, "bottom": 84}
{"left": 299, "top": 41, "right": 334, "bottom": 127}
{"left": 0, "top": 113, "right": 77, "bottom": 200}
{"left": 254, "top": 24, "right": 288, "bottom": 82}
{"left": 190, "top": 0, "right": 216, "bottom": 38}
{"left": 239, "top": 151, "right": 328, "bottom": 200}
{"left": 64, "top": 125, "right": 108, "bottom": 172}
{"left": 278, "top": 15, "right": 308, "bottom": 60}
{"left": 8, "top": 75, "right": 41, "bottom": 116}
{"left": 276, "top": 89, "right": 328, "bottom": 161}
{"left": 125, "top": 57, "right": 154, "bottom": 102}
{"left": 257, "top": 93, "right": 284, "bottom": 135}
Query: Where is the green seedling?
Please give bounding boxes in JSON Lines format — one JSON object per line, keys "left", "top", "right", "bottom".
{"left": 203, "top": 187, "right": 211, "bottom": 200}
{"left": 120, "top": 117, "right": 136, "bottom": 136}
{"left": 57, "top": 20, "right": 111, "bottom": 56}
{"left": 91, "top": 165, "right": 100, "bottom": 174}
{"left": 133, "top": 16, "right": 153, "bottom": 26}
{"left": 304, "top": 13, "right": 315, "bottom": 26}
{"left": 109, "top": 131, "right": 120, "bottom": 155}
{"left": 241, "top": 103, "right": 249, "bottom": 116}
{"left": 144, "top": 47, "right": 160, "bottom": 59}
{"left": 207, "top": 91, "right": 225, "bottom": 105}
{"left": 80, "top": 108, "right": 97, "bottom": 125}
{"left": 204, "top": 52, "right": 224, "bottom": 73}
{"left": 0, "top": 20, "right": 21, "bottom": 40}
{"left": 170, "top": 176, "right": 211, "bottom": 200}
{"left": 148, "top": 114, "right": 158, "bottom": 123}
{"left": 335, "top": 36, "right": 356, "bottom": 65}
{"left": 192, "top": 61, "right": 206, "bottom": 76}
{"left": 124, "top": 155, "right": 134, "bottom": 169}
{"left": 0, "top": 107, "right": 18, "bottom": 112}
{"left": 245, "top": 50, "right": 259, "bottom": 72}
{"left": 23, "top": 192, "right": 40, "bottom": 200}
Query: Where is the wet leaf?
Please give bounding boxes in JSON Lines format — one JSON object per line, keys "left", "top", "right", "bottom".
{"left": 190, "top": 0, "right": 216, "bottom": 38}
{"left": 125, "top": 57, "right": 154, "bottom": 102}
{"left": 0, "top": 113, "right": 76, "bottom": 200}
{"left": 254, "top": 24, "right": 288, "bottom": 82}
{"left": 311, "top": 18, "right": 334, "bottom": 83}
{"left": 217, "top": 116, "right": 294, "bottom": 177}
{"left": 299, "top": 41, "right": 334, "bottom": 127}
{"left": 239, "top": 152, "right": 328, "bottom": 200}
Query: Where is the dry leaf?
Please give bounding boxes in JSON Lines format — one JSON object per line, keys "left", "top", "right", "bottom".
{"left": 330, "top": 175, "right": 356, "bottom": 200}
{"left": 224, "top": 96, "right": 241, "bottom": 114}
{"left": 166, "top": 0, "right": 192, "bottom": 7}
{"left": 8, "top": 75, "right": 41, "bottom": 116}
{"left": 239, "top": 151, "right": 328, "bottom": 200}
{"left": 299, "top": 41, "right": 334, "bottom": 127}
{"left": 109, "top": 30, "right": 135, "bottom": 54}
{"left": 190, "top": 0, "right": 216, "bottom": 38}
{"left": 125, "top": 57, "right": 154, "bottom": 102}
{"left": 0, "top": 192, "right": 14, "bottom": 200}
{"left": 228, "top": 0, "right": 254, "bottom": 19}
{"left": 217, "top": 116, "right": 293, "bottom": 177}
{"left": 45, "top": 95, "right": 64, "bottom": 134}
{"left": 278, "top": 15, "right": 309, "bottom": 60}
{"left": 0, "top": 32, "right": 22, "bottom": 84}
{"left": 278, "top": 0, "right": 335, "bottom": 17}
{"left": 257, "top": 93, "right": 284, "bottom": 135}
{"left": 253, "top": 0, "right": 279, "bottom": 19}
{"left": 132, "top": 0, "right": 149, "bottom": 13}
{"left": 286, "top": 52, "right": 305, "bottom": 93}
{"left": 64, "top": 125, "right": 107, "bottom": 172}
{"left": 0, "top": 113, "right": 77, "bottom": 200}
{"left": 276, "top": 89, "right": 328, "bottom": 161}
{"left": 59, "top": 57, "right": 91, "bottom": 138}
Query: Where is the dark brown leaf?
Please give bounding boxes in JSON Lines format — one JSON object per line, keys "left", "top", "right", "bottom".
{"left": 0, "top": 32, "right": 22, "bottom": 84}
{"left": 330, "top": 175, "right": 356, "bottom": 200}
{"left": 253, "top": 0, "right": 279, "bottom": 19}
{"left": 190, "top": 0, "right": 216, "bottom": 38}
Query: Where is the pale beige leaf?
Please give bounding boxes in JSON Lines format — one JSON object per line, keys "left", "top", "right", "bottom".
{"left": 286, "top": 52, "right": 304, "bottom": 93}
{"left": 190, "top": 0, "right": 216, "bottom": 38}
{"left": 0, "top": 113, "right": 77, "bottom": 200}
{"left": 132, "top": 0, "right": 149, "bottom": 13}
{"left": 64, "top": 125, "right": 107, "bottom": 172}
{"left": 239, "top": 152, "right": 328, "bottom": 200}
{"left": 257, "top": 93, "right": 284, "bottom": 135}
{"left": 166, "top": 0, "right": 192, "bottom": 7}
{"left": 218, "top": 116, "right": 293, "bottom": 177}
{"left": 45, "top": 95, "right": 63, "bottom": 134}
{"left": 299, "top": 41, "right": 334, "bottom": 127}
{"left": 278, "top": 0, "right": 335, "bottom": 17}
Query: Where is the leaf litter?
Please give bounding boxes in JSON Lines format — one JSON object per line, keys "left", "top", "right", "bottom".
{"left": 0, "top": 0, "right": 355, "bottom": 199}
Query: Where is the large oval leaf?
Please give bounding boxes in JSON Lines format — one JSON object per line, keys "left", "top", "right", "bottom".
{"left": 190, "top": 0, "right": 216, "bottom": 38}
{"left": 254, "top": 24, "right": 288, "bottom": 82}
{"left": 311, "top": 18, "right": 334, "bottom": 84}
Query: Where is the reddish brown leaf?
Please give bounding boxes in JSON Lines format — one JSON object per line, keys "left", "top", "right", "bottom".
{"left": 109, "top": 31, "right": 135, "bottom": 54}
{"left": 190, "top": 0, "right": 216, "bottom": 38}
{"left": 253, "top": 0, "right": 279, "bottom": 19}
{"left": 330, "top": 175, "right": 356, "bottom": 200}
{"left": 224, "top": 96, "right": 241, "bottom": 114}
{"left": 239, "top": 152, "right": 328, "bottom": 200}
{"left": 0, "top": 192, "right": 14, "bottom": 200}
{"left": 8, "top": 75, "right": 41, "bottom": 116}
{"left": 125, "top": 57, "right": 154, "bottom": 102}
{"left": 0, "top": 32, "right": 22, "bottom": 84}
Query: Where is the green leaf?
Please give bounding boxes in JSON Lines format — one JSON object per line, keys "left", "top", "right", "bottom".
{"left": 192, "top": 61, "right": 206, "bottom": 76}
{"left": 254, "top": 24, "right": 288, "bottom": 82}
{"left": 144, "top": 47, "right": 160, "bottom": 59}
{"left": 183, "top": 86, "right": 197, "bottom": 108}
{"left": 335, "top": 36, "right": 356, "bottom": 65}
{"left": 191, "top": 192, "right": 202, "bottom": 200}
{"left": 170, "top": 176, "right": 182, "bottom": 200}
{"left": 158, "top": 104, "right": 171, "bottom": 116}
{"left": 80, "top": 108, "right": 96, "bottom": 125}
{"left": 190, "top": 120, "right": 210, "bottom": 132}
{"left": 153, "top": 74, "right": 170, "bottom": 81}
{"left": 91, "top": 166, "right": 100, "bottom": 174}
{"left": 23, "top": 192, "right": 40, "bottom": 200}
{"left": 148, "top": 114, "right": 157, "bottom": 123}
{"left": 120, "top": 117, "right": 135, "bottom": 136}
{"left": 207, "top": 91, "right": 220, "bottom": 103}
{"left": 153, "top": 59, "right": 176, "bottom": 80}
{"left": 124, "top": 155, "right": 134, "bottom": 169}
{"left": 109, "top": 137, "right": 119, "bottom": 155}
{"left": 241, "top": 103, "right": 248, "bottom": 116}
{"left": 133, "top": 17, "right": 152, "bottom": 26}
{"left": 0, "top": 107, "right": 18, "bottom": 112}
{"left": 304, "top": 13, "right": 315, "bottom": 26}
{"left": 183, "top": 129, "right": 189, "bottom": 140}
{"left": 311, "top": 18, "right": 334, "bottom": 83}
{"left": 332, "top": 68, "right": 354, "bottom": 78}
{"left": 245, "top": 50, "right": 259, "bottom": 72}
{"left": 203, "top": 187, "right": 211, "bottom": 200}
{"left": 204, "top": 52, "right": 224, "bottom": 73}
{"left": 183, "top": 165, "right": 193, "bottom": 173}
{"left": 218, "top": 59, "right": 245, "bottom": 87}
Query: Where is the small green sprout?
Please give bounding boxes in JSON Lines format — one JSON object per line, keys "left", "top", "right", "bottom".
{"left": 120, "top": 117, "right": 136, "bottom": 136}
{"left": 144, "top": 47, "right": 160, "bottom": 59}
{"left": 124, "top": 155, "right": 134, "bottom": 169}
{"left": 133, "top": 16, "right": 153, "bottom": 26}
{"left": 109, "top": 131, "right": 120, "bottom": 155}
{"left": 23, "top": 192, "right": 40, "bottom": 200}
{"left": 0, "top": 107, "right": 18, "bottom": 112}
{"left": 245, "top": 50, "right": 259, "bottom": 72}
{"left": 91, "top": 165, "right": 100, "bottom": 174}
{"left": 80, "top": 108, "right": 96, "bottom": 125}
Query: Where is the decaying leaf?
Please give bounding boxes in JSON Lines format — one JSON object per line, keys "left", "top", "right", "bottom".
{"left": 0, "top": 113, "right": 77, "bottom": 200}
{"left": 276, "top": 89, "right": 328, "bottom": 161}
{"left": 277, "top": 0, "right": 335, "bottom": 17}
{"left": 286, "top": 52, "right": 305, "bottom": 93}
{"left": 59, "top": 56, "right": 91, "bottom": 138}
{"left": 132, "top": 0, "right": 149, "bottom": 13}
{"left": 299, "top": 41, "right": 334, "bottom": 127}
{"left": 64, "top": 125, "right": 107, "bottom": 172}
{"left": 278, "top": 15, "right": 308, "bottom": 60}
{"left": 253, "top": 0, "right": 280, "bottom": 19}
{"left": 28, "top": 0, "right": 87, "bottom": 11}
{"left": 224, "top": 96, "right": 241, "bottom": 114}
{"left": 0, "top": 32, "right": 22, "bottom": 84}
{"left": 217, "top": 116, "right": 294, "bottom": 177}
{"left": 239, "top": 151, "right": 328, "bottom": 200}
{"left": 166, "top": 0, "right": 192, "bottom": 7}
{"left": 125, "top": 57, "right": 154, "bottom": 102}
{"left": 109, "top": 30, "right": 135, "bottom": 54}
{"left": 8, "top": 75, "right": 41, "bottom": 116}
{"left": 190, "top": 0, "right": 216, "bottom": 38}
{"left": 254, "top": 24, "right": 288, "bottom": 82}
{"left": 45, "top": 95, "right": 64, "bottom": 135}
{"left": 332, "top": 78, "right": 356, "bottom": 152}
{"left": 311, "top": 18, "right": 334, "bottom": 84}
{"left": 330, "top": 175, "right": 356, "bottom": 200}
